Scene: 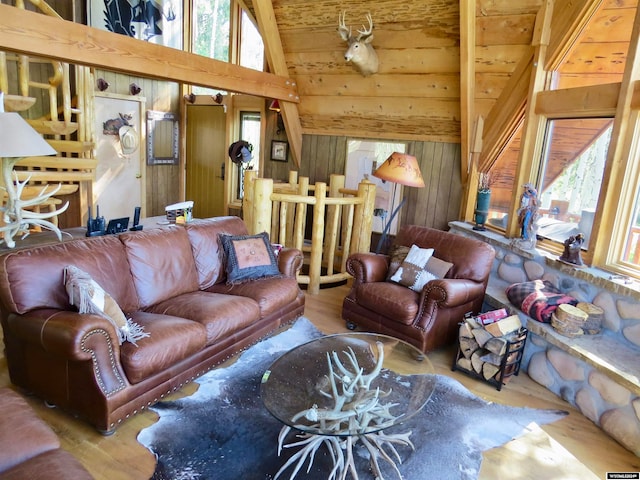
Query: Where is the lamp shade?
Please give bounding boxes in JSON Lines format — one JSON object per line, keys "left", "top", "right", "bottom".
{"left": 0, "top": 92, "right": 56, "bottom": 158}
{"left": 373, "top": 152, "right": 425, "bottom": 188}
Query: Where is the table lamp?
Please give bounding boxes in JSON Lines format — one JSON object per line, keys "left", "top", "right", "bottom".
{"left": 372, "top": 152, "right": 425, "bottom": 253}
{"left": 0, "top": 91, "right": 68, "bottom": 248}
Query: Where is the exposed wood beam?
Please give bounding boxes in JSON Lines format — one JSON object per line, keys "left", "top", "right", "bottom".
{"left": 535, "top": 83, "right": 620, "bottom": 118}
{"left": 0, "top": 4, "right": 299, "bottom": 103}
{"left": 460, "top": 0, "right": 476, "bottom": 222}
{"left": 252, "top": 0, "right": 303, "bottom": 168}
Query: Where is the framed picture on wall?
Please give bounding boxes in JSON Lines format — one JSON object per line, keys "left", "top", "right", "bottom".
{"left": 87, "top": 0, "right": 183, "bottom": 50}
{"left": 271, "top": 140, "right": 288, "bottom": 162}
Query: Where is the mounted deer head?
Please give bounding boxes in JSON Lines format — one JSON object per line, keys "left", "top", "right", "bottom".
{"left": 338, "top": 12, "right": 379, "bottom": 76}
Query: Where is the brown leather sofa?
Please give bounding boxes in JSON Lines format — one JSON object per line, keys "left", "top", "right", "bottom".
{"left": 342, "top": 224, "right": 495, "bottom": 353}
{"left": 0, "top": 216, "right": 305, "bottom": 434}
{"left": 0, "top": 387, "right": 94, "bottom": 479}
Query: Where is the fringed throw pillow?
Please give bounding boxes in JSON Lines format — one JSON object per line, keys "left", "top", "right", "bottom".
{"left": 389, "top": 244, "right": 435, "bottom": 292}
{"left": 64, "top": 265, "right": 149, "bottom": 346}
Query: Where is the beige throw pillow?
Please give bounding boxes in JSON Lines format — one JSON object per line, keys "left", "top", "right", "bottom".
{"left": 64, "top": 265, "right": 149, "bottom": 346}
{"left": 389, "top": 245, "right": 435, "bottom": 292}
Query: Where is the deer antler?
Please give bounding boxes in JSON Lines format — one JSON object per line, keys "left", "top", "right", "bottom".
{"left": 356, "top": 13, "right": 374, "bottom": 41}
{"left": 338, "top": 11, "right": 351, "bottom": 41}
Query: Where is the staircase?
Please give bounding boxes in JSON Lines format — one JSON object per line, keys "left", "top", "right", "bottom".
{"left": 1, "top": 0, "right": 96, "bottom": 232}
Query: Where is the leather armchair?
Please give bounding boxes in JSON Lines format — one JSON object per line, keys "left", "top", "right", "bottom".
{"left": 342, "top": 225, "right": 496, "bottom": 353}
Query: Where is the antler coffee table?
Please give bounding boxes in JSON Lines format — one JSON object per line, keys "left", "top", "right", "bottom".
{"left": 260, "top": 332, "right": 436, "bottom": 480}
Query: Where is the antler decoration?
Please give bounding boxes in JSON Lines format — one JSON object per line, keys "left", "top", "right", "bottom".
{"left": 274, "top": 342, "right": 414, "bottom": 480}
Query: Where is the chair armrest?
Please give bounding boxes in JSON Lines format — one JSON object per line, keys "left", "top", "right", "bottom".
{"left": 277, "top": 248, "right": 304, "bottom": 277}
{"left": 423, "top": 278, "right": 486, "bottom": 308}
{"left": 414, "top": 279, "right": 486, "bottom": 330}
{"left": 346, "top": 253, "right": 390, "bottom": 284}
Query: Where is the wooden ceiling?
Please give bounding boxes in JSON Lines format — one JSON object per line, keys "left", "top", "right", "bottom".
{"left": 243, "top": 0, "right": 636, "bottom": 165}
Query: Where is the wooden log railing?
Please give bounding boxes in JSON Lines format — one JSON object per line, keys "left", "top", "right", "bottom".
{"left": 243, "top": 171, "right": 376, "bottom": 294}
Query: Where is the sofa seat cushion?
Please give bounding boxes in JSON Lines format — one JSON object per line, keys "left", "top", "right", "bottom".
{"left": 355, "top": 282, "right": 419, "bottom": 325}
{"left": 0, "top": 388, "right": 60, "bottom": 473}
{"left": 120, "top": 312, "right": 207, "bottom": 384}
{"left": 145, "top": 291, "right": 260, "bottom": 346}
{"left": 207, "top": 277, "right": 300, "bottom": 317}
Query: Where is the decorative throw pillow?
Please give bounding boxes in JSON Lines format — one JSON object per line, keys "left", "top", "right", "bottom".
{"left": 389, "top": 244, "right": 435, "bottom": 292}
{"left": 425, "top": 256, "right": 454, "bottom": 279}
{"left": 506, "top": 279, "right": 578, "bottom": 323}
{"left": 386, "top": 245, "right": 411, "bottom": 280}
{"left": 64, "top": 265, "right": 149, "bottom": 345}
{"left": 220, "top": 232, "right": 281, "bottom": 284}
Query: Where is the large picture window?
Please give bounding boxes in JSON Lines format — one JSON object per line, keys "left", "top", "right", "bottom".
{"left": 535, "top": 118, "right": 613, "bottom": 248}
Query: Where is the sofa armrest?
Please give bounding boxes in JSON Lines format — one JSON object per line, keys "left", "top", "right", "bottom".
{"left": 346, "top": 253, "right": 390, "bottom": 285}
{"left": 278, "top": 247, "right": 304, "bottom": 277}
{"left": 6, "top": 310, "right": 128, "bottom": 396}
{"left": 7, "top": 309, "right": 120, "bottom": 360}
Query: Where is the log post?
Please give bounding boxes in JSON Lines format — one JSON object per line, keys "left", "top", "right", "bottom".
{"left": 324, "top": 174, "right": 345, "bottom": 275}
{"left": 251, "top": 177, "right": 273, "bottom": 236}
{"left": 293, "top": 176, "right": 309, "bottom": 251}
{"left": 242, "top": 169, "right": 258, "bottom": 231}
{"left": 308, "top": 182, "right": 327, "bottom": 294}
{"left": 351, "top": 179, "right": 376, "bottom": 254}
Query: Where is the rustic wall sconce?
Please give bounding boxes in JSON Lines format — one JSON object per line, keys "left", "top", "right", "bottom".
{"left": 269, "top": 100, "right": 285, "bottom": 135}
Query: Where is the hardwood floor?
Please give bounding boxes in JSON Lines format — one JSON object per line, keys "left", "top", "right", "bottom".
{"left": 2, "top": 284, "right": 639, "bottom": 479}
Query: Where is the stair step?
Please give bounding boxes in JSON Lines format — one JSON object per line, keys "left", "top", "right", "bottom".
{"left": 46, "top": 140, "right": 94, "bottom": 154}
{"left": 16, "top": 156, "right": 97, "bottom": 170}
{"left": 2, "top": 94, "right": 36, "bottom": 112}
{"left": 26, "top": 119, "right": 78, "bottom": 135}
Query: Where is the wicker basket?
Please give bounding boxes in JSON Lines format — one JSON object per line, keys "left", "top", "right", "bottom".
{"left": 551, "top": 304, "right": 588, "bottom": 337}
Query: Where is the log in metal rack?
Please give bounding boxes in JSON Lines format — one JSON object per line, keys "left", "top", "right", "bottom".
{"left": 451, "top": 327, "right": 528, "bottom": 391}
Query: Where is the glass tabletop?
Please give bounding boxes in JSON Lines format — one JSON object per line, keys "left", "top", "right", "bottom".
{"left": 260, "top": 332, "right": 436, "bottom": 437}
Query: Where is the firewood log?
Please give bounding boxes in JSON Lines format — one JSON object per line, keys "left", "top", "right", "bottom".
{"left": 471, "top": 350, "right": 487, "bottom": 373}
{"left": 484, "top": 337, "right": 508, "bottom": 356}
{"left": 457, "top": 357, "right": 472, "bottom": 371}
{"left": 471, "top": 328, "right": 493, "bottom": 347}
{"left": 459, "top": 322, "right": 474, "bottom": 338}
{"left": 459, "top": 336, "right": 479, "bottom": 359}
{"left": 483, "top": 363, "right": 500, "bottom": 380}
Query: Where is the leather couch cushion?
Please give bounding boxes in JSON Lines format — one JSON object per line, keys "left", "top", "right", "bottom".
{"left": 0, "top": 388, "right": 60, "bottom": 473}
{"left": 145, "top": 291, "right": 260, "bottom": 346}
{"left": 0, "top": 235, "right": 139, "bottom": 315}
{"left": 120, "top": 312, "right": 207, "bottom": 384}
{"left": 355, "top": 282, "right": 419, "bottom": 325}
{"left": 121, "top": 227, "right": 200, "bottom": 309}
{"left": 208, "top": 276, "right": 301, "bottom": 317}
{"left": 185, "top": 217, "right": 249, "bottom": 289}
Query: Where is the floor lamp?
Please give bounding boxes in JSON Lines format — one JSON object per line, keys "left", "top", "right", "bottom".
{"left": 0, "top": 92, "right": 68, "bottom": 248}
{"left": 373, "top": 152, "right": 425, "bottom": 254}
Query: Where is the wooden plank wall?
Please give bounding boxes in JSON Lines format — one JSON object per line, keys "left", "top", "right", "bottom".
{"left": 264, "top": 134, "right": 461, "bottom": 234}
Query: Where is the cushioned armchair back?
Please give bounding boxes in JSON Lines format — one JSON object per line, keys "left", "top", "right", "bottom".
{"left": 394, "top": 225, "right": 495, "bottom": 283}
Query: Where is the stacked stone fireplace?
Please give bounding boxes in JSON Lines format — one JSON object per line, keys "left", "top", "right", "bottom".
{"left": 449, "top": 221, "right": 640, "bottom": 457}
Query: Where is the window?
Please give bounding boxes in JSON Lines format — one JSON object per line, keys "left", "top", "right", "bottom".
{"left": 191, "top": 0, "right": 230, "bottom": 95}
{"left": 535, "top": 118, "right": 612, "bottom": 248}
{"left": 239, "top": 11, "right": 264, "bottom": 71}
{"left": 236, "top": 111, "right": 261, "bottom": 200}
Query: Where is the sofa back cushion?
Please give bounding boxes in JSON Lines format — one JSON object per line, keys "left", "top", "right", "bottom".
{"left": 394, "top": 224, "right": 495, "bottom": 284}
{"left": 184, "top": 216, "right": 249, "bottom": 289}
{"left": 120, "top": 226, "right": 200, "bottom": 309}
{"left": 0, "top": 235, "right": 139, "bottom": 315}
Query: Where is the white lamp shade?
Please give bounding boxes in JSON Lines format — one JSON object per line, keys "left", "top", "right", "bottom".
{"left": 0, "top": 111, "right": 56, "bottom": 158}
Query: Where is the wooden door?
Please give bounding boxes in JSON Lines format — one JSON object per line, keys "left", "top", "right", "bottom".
{"left": 186, "top": 105, "right": 226, "bottom": 219}
{"left": 93, "top": 93, "right": 146, "bottom": 222}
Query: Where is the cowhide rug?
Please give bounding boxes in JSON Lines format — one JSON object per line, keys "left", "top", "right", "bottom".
{"left": 137, "top": 317, "right": 567, "bottom": 480}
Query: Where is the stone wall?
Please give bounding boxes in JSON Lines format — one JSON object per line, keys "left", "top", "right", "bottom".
{"left": 449, "top": 221, "right": 640, "bottom": 456}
